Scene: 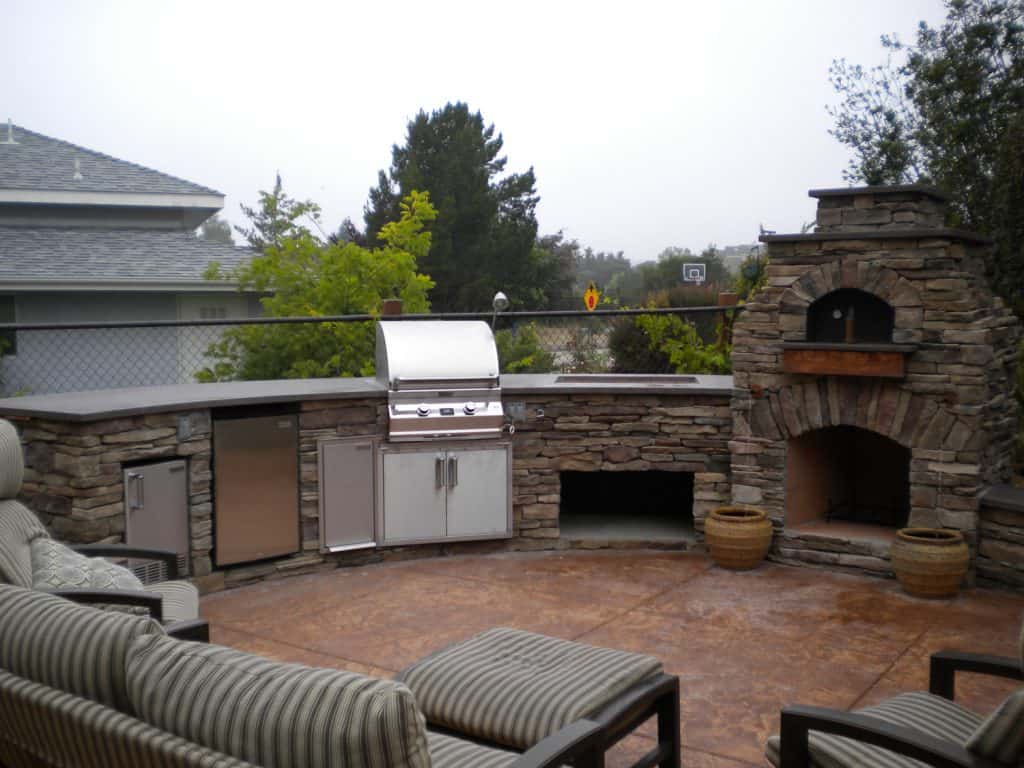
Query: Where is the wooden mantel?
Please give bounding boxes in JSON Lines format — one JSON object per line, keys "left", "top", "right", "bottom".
{"left": 781, "top": 342, "right": 916, "bottom": 379}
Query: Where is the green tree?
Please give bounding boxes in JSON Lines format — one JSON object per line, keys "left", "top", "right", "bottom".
{"left": 829, "top": 0, "right": 1024, "bottom": 307}
{"left": 198, "top": 191, "right": 436, "bottom": 382}
{"left": 364, "top": 102, "right": 542, "bottom": 312}
{"left": 574, "top": 246, "right": 632, "bottom": 297}
{"left": 236, "top": 173, "right": 323, "bottom": 252}
{"left": 196, "top": 214, "right": 234, "bottom": 244}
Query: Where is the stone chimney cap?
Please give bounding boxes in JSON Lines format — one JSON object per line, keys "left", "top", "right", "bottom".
{"left": 808, "top": 184, "right": 951, "bottom": 202}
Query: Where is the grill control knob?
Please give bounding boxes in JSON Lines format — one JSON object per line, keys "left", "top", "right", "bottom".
{"left": 463, "top": 403, "right": 477, "bottom": 415}
{"left": 416, "top": 404, "right": 431, "bottom": 417}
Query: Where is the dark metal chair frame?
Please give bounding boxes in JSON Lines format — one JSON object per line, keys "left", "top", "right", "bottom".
{"left": 427, "top": 672, "right": 681, "bottom": 768}
{"left": 43, "top": 542, "right": 209, "bottom": 642}
{"left": 778, "top": 650, "right": 1023, "bottom": 768}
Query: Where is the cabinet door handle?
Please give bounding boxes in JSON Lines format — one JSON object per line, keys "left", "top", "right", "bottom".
{"left": 435, "top": 456, "right": 446, "bottom": 488}
{"left": 447, "top": 456, "right": 457, "bottom": 488}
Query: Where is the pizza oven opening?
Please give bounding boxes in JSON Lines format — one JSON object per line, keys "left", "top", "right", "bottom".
{"left": 807, "top": 289, "right": 894, "bottom": 344}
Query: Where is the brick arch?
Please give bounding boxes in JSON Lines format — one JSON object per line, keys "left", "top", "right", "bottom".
{"left": 751, "top": 379, "right": 969, "bottom": 453}
{"left": 778, "top": 262, "right": 922, "bottom": 341}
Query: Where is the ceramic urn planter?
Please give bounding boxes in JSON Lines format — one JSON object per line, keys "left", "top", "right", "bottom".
{"left": 705, "top": 506, "right": 773, "bottom": 570}
{"left": 890, "top": 527, "right": 969, "bottom": 598}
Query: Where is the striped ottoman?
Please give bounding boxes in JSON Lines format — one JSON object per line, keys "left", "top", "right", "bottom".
{"left": 397, "top": 627, "right": 665, "bottom": 752}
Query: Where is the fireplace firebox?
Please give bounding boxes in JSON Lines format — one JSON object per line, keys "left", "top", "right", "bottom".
{"left": 560, "top": 471, "right": 694, "bottom": 541}
{"left": 786, "top": 426, "right": 909, "bottom": 529}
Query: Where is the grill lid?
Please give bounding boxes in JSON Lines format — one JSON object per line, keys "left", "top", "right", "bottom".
{"left": 376, "top": 321, "right": 499, "bottom": 388}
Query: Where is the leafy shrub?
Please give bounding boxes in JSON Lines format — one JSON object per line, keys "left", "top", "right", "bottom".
{"left": 635, "top": 314, "right": 731, "bottom": 374}
{"left": 609, "top": 317, "right": 673, "bottom": 373}
{"left": 495, "top": 323, "right": 555, "bottom": 373}
{"left": 564, "top": 326, "right": 609, "bottom": 373}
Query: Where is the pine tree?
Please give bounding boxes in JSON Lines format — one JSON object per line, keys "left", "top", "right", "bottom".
{"left": 364, "top": 103, "right": 540, "bottom": 312}
{"left": 236, "top": 173, "right": 322, "bottom": 252}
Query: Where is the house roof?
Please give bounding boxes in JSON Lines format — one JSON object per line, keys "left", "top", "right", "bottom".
{"left": 0, "top": 124, "right": 222, "bottom": 197}
{"left": 0, "top": 226, "right": 254, "bottom": 291}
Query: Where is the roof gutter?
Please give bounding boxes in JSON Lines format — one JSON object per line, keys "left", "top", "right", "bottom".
{"left": 0, "top": 279, "right": 259, "bottom": 293}
{"left": 0, "top": 190, "right": 225, "bottom": 210}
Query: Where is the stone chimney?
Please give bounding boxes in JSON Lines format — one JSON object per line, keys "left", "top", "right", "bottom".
{"left": 811, "top": 184, "right": 948, "bottom": 232}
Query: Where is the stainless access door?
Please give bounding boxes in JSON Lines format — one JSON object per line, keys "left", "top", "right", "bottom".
{"left": 214, "top": 414, "right": 299, "bottom": 566}
{"left": 124, "top": 459, "right": 189, "bottom": 575}
{"left": 445, "top": 446, "right": 512, "bottom": 539}
{"left": 319, "top": 438, "right": 376, "bottom": 551}
{"left": 380, "top": 448, "right": 446, "bottom": 544}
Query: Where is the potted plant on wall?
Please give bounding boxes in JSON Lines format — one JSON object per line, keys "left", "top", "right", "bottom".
{"left": 705, "top": 506, "right": 773, "bottom": 570}
{"left": 890, "top": 527, "right": 969, "bottom": 598}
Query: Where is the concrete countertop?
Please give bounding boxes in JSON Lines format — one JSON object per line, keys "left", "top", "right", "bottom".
{"left": 0, "top": 373, "right": 735, "bottom": 422}
{"left": 0, "top": 378, "right": 387, "bottom": 421}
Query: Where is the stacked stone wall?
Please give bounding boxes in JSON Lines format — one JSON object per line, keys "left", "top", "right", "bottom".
{"left": 978, "top": 500, "right": 1024, "bottom": 589}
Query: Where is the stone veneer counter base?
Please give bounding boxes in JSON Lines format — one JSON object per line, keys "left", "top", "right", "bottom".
{"left": 0, "top": 375, "right": 735, "bottom": 594}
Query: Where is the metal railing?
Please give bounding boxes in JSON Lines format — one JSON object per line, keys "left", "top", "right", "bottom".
{"left": 0, "top": 306, "right": 739, "bottom": 397}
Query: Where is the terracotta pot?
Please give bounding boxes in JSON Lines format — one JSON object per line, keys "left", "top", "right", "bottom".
{"left": 705, "top": 506, "right": 773, "bottom": 570}
{"left": 891, "top": 528, "right": 969, "bottom": 599}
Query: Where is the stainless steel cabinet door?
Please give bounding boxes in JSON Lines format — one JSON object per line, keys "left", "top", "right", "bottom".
{"left": 381, "top": 449, "right": 446, "bottom": 544}
{"left": 124, "top": 459, "right": 189, "bottom": 574}
{"left": 320, "top": 438, "right": 375, "bottom": 551}
{"left": 445, "top": 446, "right": 511, "bottom": 538}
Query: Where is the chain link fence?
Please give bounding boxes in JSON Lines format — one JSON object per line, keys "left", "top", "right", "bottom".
{"left": 0, "top": 307, "right": 738, "bottom": 397}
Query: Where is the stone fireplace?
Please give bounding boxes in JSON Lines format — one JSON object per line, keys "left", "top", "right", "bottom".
{"left": 730, "top": 185, "right": 1020, "bottom": 575}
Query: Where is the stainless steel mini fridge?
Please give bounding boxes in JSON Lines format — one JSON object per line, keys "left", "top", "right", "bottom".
{"left": 213, "top": 412, "right": 299, "bottom": 565}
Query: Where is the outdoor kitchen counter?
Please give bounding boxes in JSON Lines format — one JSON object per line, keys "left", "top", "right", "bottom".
{"left": 0, "top": 373, "right": 734, "bottom": 422}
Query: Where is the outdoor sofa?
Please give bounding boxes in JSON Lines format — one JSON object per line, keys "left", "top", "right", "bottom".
{"left": 0, "top": 583, "right": 678, "bottom": 768}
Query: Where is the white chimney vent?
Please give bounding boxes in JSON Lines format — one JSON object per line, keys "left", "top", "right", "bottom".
{"left": 0, "top": 119, "right": 17, "bottom": 145}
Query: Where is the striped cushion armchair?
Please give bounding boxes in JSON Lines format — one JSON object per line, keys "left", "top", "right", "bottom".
{"left": 766, "top": 618, "right": 1024, "bottom": 768}
{"left": 0, "top": 419, "right": 207, "bottom": 641}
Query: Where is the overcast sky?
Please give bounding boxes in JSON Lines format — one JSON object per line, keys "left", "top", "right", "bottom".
{"left": 5, "top": 1, "right": 946, "bottom": 263}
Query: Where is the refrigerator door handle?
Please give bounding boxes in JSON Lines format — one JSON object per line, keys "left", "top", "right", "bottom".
{"left": 447, "top": 456, "right": 458, "bottom": 488}
{"left": 127, "top": 471, "right": 144, "bottom": 510}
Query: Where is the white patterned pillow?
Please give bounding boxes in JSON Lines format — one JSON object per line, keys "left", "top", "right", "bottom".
{"left": 30, "top": 538, "right": 146, "bottom": 614}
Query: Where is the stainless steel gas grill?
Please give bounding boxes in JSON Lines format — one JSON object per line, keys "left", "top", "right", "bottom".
{"left": 375, "top": 320, "right": 504, "bottom": 442}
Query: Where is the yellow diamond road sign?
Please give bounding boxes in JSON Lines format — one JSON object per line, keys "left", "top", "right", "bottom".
{"left": 583, "top": 283, "right": 600, "bottom": 311}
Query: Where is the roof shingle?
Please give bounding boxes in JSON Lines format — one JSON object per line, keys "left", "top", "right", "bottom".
{"left": 0, "top": 227, "right": 253, "bottom": 283}
{"left": 0, "top": 125, "right": 222, "bottom": 197}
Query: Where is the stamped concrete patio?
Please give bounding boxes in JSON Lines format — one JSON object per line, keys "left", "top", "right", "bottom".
{"left": 201, "top": 551, "right": 1024, "bottom": 767}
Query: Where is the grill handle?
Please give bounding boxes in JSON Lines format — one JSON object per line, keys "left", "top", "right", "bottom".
{"left": 392, "top": 376, "right": 499, "bottom": 391}
{"left": 435, "top": 455, "right": 446, "bottom": 489}
{"left": 447, "top": 456, "right": 458, "bottom": 488}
